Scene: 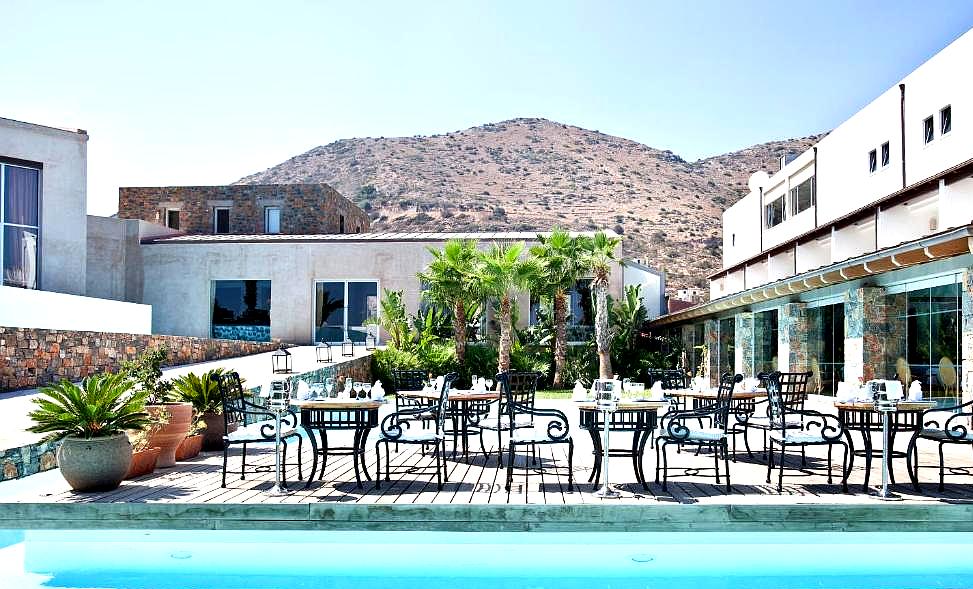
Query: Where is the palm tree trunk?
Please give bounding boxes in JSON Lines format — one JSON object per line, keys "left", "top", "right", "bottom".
{"left": 594, "top": 283, "right": 613, "bottom": 379}
{"left": 454, "top": 301, "right": 467, "bottom": 364}
{"left": 553, "top": 291, "right": 568, "bottom": 388}
{"left": 498, "top": 295, "right": 512, "bottom": 373}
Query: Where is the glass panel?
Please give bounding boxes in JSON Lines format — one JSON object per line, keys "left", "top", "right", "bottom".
{"left": 930, "top": 283, "right": 959, "bottom": 313}
{"left": 907, "top": 287, "right": 930, "bottom": 316}
{"left": 347, "top": 282, "right": 378, "bottom": 342}
{"left": 881, "top": 142, "right": 890, "bottom": 167}
{"left": 924, "top": 117, "right": 934, "bottom": 143}
{"left": 753, "top": 310, "right": 778, "bottom": 375}
{"left": 793, "top": 177, "right": 814, "bottom": 214}
{"left": 868, "top": 150, "right": 877, "bottom": 173}
{"left": 265, "top": 207, "right": 280, "bottom": 234}
{"left": 941, "top": 106, "right": 951, "bottom": 135}
{"left": 2, "top": 226, "right": 38, "bottom": 289}
{"left": 4, "top": 166, "right": 40, "bottom": 226}
{"left": 211, "top": 280, "right": 271, "bottom": 341}
{"left": 807, "top": 303, "right": 844, "bottom": 395}
{"left": 719, "top": 318, "right": 734, "bottom": 376}
{"left": 315, "top": 282, "right": 345, "bottom": 342}
{"left": 765, "top": 196, "right": 785, "bottom": 227}
{"left": 692, "top": 323, "right": 704, "bottom": 376}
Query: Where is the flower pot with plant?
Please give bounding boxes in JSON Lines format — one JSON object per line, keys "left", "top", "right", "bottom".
{"left": 121, "top": 346, "right": 191, "bottom": 468}
{"left": 175, "top": 418, "right": 205, "bottom": 461}
{"left": 171, "top": 369, "right": 227, "bottom": 451}
{"left": 28, "top": 373, "right": 150, "bottom": 492}
{"left": 125, "top": 428, "right": 162, "bottom": 480}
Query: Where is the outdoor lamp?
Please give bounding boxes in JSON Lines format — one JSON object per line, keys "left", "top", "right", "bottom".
{"left": 271, "top": 345, "right": 292, "bottom": 374}
{"left": 341, "top": 340, "right": 354, "bottom": 357}
{"left": 315, "top": 341, "right": 332, "bottom": 363}
{"left": 365, "top": 332, "right": 377, "bottom": 351}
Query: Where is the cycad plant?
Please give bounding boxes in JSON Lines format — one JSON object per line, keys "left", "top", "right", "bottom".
{"left": 473, "top": 242, "right": 540, "bottom": 373}
{"left": 530, "top": 229, "right": 590, "bottom": 387}
{"left": 28, "top": 373, "right": 151, "bottom": 442}
{"left": 418, "top": 239, "right": 479, "bottom": 364}
{"left": 584, "top": 231, "right": 622, "bottom": 379}
{"left": 170, "top": 369, "right": 224, "bottom": 415}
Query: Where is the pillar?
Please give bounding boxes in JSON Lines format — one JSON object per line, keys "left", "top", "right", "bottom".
{"left": 962, "top": 268, "right": 973, "bottom": 404}
{"left": 778, "top": 302, "right": 809, "bottom": 373}
{"left": 703, "top": 318, "right": 719, "bottom": 386}
{"left": 734, "top": 311, "right": 755, "bottom": 378}
{"left": 844, "top": 286, "right": 907, "bottom": 383}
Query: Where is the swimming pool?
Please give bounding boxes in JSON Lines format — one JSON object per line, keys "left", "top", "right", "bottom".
{"left": 2, "top": 529, "right": 972, "bottom": 588}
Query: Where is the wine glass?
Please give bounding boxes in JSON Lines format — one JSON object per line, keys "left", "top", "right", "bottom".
{"left": 471, "top": 374, "right": 478, "bottom": 391}
{"left": 350, "top": 381, "right": 360, "bottom": 399}
{"left": 362, "top": 382, "right": 372, "bottom": 399}
{"left": 325, "top": 377, "right": 335, "bottom": 398}
{"left": 484, "top": 378, "right": 494, "bottom": 392}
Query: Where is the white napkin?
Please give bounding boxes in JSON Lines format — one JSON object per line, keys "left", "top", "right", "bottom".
{"left": 296, "top": 381, "right": 312, "bottom": 400}
{"left": 572, "top": 380, "right": 587, "bottom": 401}
{"left": 835, "top": 381, "right": 854, "bottom": 402}
{"left": 908, "top": 380, "right": 923, "bottom": 401}
{"left": 476, "top": 377, "right": 487, "bottom": 393}
{"left": 435, "top": 375, "right": 445, "bottom": 393}
{"left": 650, "top": 381, "right": 663, "bottom": 400}
{"left": 371, "top": 380, "right": 385, "bottom": 401}
{"left": 692, "top": 376, "right": 708, "bottom": 392}
{"left": 885, "top": 380, "right": 903, "bottom": 401}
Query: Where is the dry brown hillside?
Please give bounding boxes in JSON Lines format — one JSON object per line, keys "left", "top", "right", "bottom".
{"left": 237, "top": 118, "right": 821, "bottom": 291}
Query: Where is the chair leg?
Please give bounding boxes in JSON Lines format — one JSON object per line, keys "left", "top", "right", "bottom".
{"left": 296, "top": 436, "right": 304, "bottom": 480}
{"left": 567, "top": 441, "right": 575, "bottom": 492}
{"left": 826, "top": 444, "right": 833, "bottom": 484}
{"left": 531, "top": 445, "right": 537, "bottom": 466}
{"left": 742, "top": 423, "right": 754, "bottom": 459}
{"left": 505, "top": 444, "right": 515, "bottom": 491}
{"left": 713, "top": 441, "right": 721, "bottom": 484}
{"left": 777, "top": 444, "right": 785, "bottom": 493}
{"left": 938, "top": 442, "right": 946, "bottom": 492}
{"left": 661, "top": 441, "right": 670, "bottom": 491}
{"left": 374, "top": 442, "right": 382, "bottom": 489}
{"left": 766, "top": 439, "right": 773, "bottom": 484}
{"left": 840, "top": 443, "right": 849, "bottom": 493}
{"left": 436, "top": 443, "right": 443, "bottom": 491}
{"left": 801, "top": 446, "right": 807, "bottom": 468}
{"left": 240, "top": 442, "right": 247, "bottom": 480}
{"left": 281, "top": 440, "right": 289, "bottom": 487}
{"left": 498, "top": 427, "right": 504, "bottom": 466}
{"left": 906, "top": 435, "right": 921, "bottom": 492}
{"left": 443, "top": 441, "right": 449, "bottom": 483}
{"left": 724, "top": 441, "right": 731, "bottom": 493}
{"left": 221, "top": 444, "right": 229, "bottom": 488}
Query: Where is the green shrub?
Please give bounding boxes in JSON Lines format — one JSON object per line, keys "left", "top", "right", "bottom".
{"left": 371, "top": 347, "right": 422, "bottom": 391}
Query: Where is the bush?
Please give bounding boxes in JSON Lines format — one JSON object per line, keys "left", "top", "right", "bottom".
{"left": 371, "top": 348, "right": 422, "bottom": 391}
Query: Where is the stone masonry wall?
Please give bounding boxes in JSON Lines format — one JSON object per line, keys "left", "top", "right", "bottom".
{"left": 0, "top": 327, "right": 285, "bottom": 392}
{"left": 0, "top": 439, "right": 58, "bottom": 482}
{"left": 844, "top": 287, "right": 907, "bottom": 383}
{"left": 778, "top": 303, "right": 809, "bottom": 374}
{"left": 118, "top": 184, "right": 370, "bottom": 236}
{"left": 734, "top": 312, "right": 755, "bottom": 378}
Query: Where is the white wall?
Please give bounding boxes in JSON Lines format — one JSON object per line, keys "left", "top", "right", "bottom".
{"left": 0, "top": 285, "right": 151, "bottom": 334}
{"left": 796, "top": 236, "right": 831, "bottom": 274}
{"left": 0, "top": 118, "right": 88, "bottom": 295}
{"left": 721, "top": 191, "right": 761, "bottom": 267}
{"left": 623, "top": 264, "right": 665, "bottom": 319}
{"left": 877, "top": 191, "right": 938, "bottom": 249}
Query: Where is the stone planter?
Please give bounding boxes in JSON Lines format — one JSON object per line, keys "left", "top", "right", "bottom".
{"left": 146, "top": 403, "right": 193, "bottom": 468}
{"left": 175, "top": 434, "right": 203, "bottom": 461}
{"left": 56, "top": 433, "right": 132, "bottom": 492}
{"left": 201, "top": 411, "right": 231, "bottom": 451}
{"left": 125, "top": 447, "right": 161, "bottom": 480}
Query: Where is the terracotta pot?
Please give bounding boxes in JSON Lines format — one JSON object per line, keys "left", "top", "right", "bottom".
{"left": 56, "top": 433, "right": 132, "bottom": 492}
{"left": 175, "top": 434, "right": 203, "bottom": 461}
{"left": 125, "top": 447, "right": 161, "bottom": 480}
{"left": 146, "top": 403, "right": 193, "bottom": 468}
{"left": 201, "top": 411, "right": 230, "bottom": 451}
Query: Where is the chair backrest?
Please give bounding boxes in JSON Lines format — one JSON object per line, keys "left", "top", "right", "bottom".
{"left": 778, "top": 371, "right": 811, "bottom": 410}
{"left": 392, "top": 369, "right": 427, "bottom": 393}
{"left": 433, "top": 373, "right": 459, "bottom": 435}
{"left": 761, "top": 371, "right": 787, "bottom": 430}
{"left": 661, "top": 369, "right": 689, "bottom": 390}
{"left": 496, "top": 371, "right": 540, "bottom": 417}
{"left": 713, "top": 372, "right": 744, "bottom": 431}
{"left": 216, "top": 370, "right": 248, "bottom": 430}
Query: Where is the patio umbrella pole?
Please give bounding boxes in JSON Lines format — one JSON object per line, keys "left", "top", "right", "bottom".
{"left": 872, "top": 396, "right": 899, "bottom": 500}
{"left": 595, "top": 398, "right": 620, "bottom": 499}
{"left": 267, "top": 387, "right": 290, "bottom": 497}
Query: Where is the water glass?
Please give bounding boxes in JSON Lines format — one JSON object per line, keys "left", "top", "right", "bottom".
{"left": 353, "top": 381, "right": 364, "bottom": 399}
{"left": 363, "top": 382, "right": 372, "bottom": 399}
{"left": 325, "top": 378, "right": 336, "bottom": 398}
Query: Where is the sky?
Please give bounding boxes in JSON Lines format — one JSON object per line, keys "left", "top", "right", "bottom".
{"left": 3, "top": 1, "right": 973, "bottom": 216}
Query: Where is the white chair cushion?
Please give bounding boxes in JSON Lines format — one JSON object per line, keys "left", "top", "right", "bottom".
{"left": 921, "top": 428, "right": 973, "bottom": 442}
{"left": 684, "top": 427, "right": 726, "bottom": 442}
{"left": 479, "top": 415, "right": 534, "bottom": 430}
{"left": 747, "top": 416, "right": 803, "bottom": 428}
{"left": 226, "top": 421, "right": 297, "bottom": 442}
{"left": 769, "top": 430, "right": 828, "bottom": 444}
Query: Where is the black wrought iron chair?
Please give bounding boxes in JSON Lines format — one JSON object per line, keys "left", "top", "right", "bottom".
{"left": 906, "top": 398, "right": 973, "bottom": 492}
{"left": 375, "top": 372, "right": 458, "bottom": 491}
{"left": 740, "top": 371, "right": 812, "bottom": 461}
{"left": 215, "top": 371, "right": 303, "bottom": 488}
{"left": 478, "top": 371, "right": 541, "bottom": 465}
{"left": 762, "top": 371, "right": 849, "bottom": 493}
{"left": 391, "top": 369, "right": 434, "bottom": 450}
{"left": 656, "top": 372, "right": 741, "bottom": 492}
{"left": 499, "top": 371, "right": 574, "bottom": 491}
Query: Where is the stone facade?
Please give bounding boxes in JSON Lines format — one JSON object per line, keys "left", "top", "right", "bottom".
{"left": 211, "top": 324, "right": 271, "bottom": 342}
{"left": 0, "top": 439, "right": 58, "bottom": 481}
{"left": 118, "top": 184, "right": 370, "bottom": 236}
{"left": 734, "top": 312, "right": 754, "bottom": 377}
{"left": 0, "top": 327, "right": 284, "bottom": 392}
{"left": 962, "top": 268, "right": 973, "bottom": 404}
{"left": 778, "top": 303, "right": 809, "bottom": 373}
{"left": 843, "top": 287, "right": 906, "bottom": 383}
{"left": 704, "top": 318, "right": 719, "bottom": 385}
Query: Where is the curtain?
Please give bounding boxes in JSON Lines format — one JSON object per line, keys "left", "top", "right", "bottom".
{"left": 3, "top": 227, "right": 37, "bottom": 289}
{"left": 4, "top": 166, "right": 39, "bottom": 226}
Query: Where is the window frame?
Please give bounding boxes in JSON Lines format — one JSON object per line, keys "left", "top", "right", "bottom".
{"left": 868, "top": 149, "right": 877, "bottom": 174}
{"left": 940, "top": 105, "right": 952, "bottom": 136}
{"left": 213, "top": 207, "right": 230, "bottom": 234}
{"left": 264, "top": 206, "right": 281, "bottom": 234}
{"left": 0, "top": 160, "right": 43, "bottom": 290}
{"left": 789, "top": 176, "right": 815, "bottom": 216}
{"left": 880, "top": 142, "right": 890, "bottom": 168}
{"left": 764, "top": 194, "right": 786, "bottom": 228}
{"left": 165, "top": 209, "right": 180, "bottom": 230}
{"left": 923, "top": 115, "right": 935, "bottom": 144}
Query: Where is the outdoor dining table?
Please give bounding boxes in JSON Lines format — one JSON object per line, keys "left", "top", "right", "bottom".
{"left": 835, "top": 400, "right": 937, "bottom": 492}
{"left": 577, "top": 400, "right": 667, "bottom": 490}
{"left": 292, "top": 398, "right": 381, "bottom": 489}
{"left": 398, "top": 389, "right": 501, "bottom": 461}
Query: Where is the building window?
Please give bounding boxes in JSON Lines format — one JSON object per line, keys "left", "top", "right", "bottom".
{"left": 789, "top": 176, "right": 815, "bottom": 215}
{"left": 880, "top": 142, "right": 890, "bottom": 168}
{"left": 807, "top": 303, "right": 845, "bottom": 395}
{"left": 165, "top": 209, "right": 180, "bottom": 230}
{"left": 214, "top": 207, "right": 230, "bottom": 234}
{"left": 765, "top": 195, "right": 785, "bottom": 228}
{"left": 314, "top": 280, "right": 379, "bottom": 343}
{"left": 718, "top": 317, "right": 734, "bottom": 377}
{"left": 868, "top": 149, "right": 877, "bottom": 173}
{"left": 339, "top": 215, "right": 345, "bottom": 233}
{"left": 529, "top": 279, "right": 594, "bottom": 342}
{"left": 899, "top": 283, "right": 962, "bottom": 405}
{"left": 940, "top": 105, "right": 951, "bottom": 135}
{"left": 1, "top": 163, "right": 41, "bottom": 289}
{"left": 264, "top": 206, "right": 281, "bottom": 234}
{"left": 754, "top": 310, "right": 778, "bottom": 374}
{"left": 211, "top": 280, "right": 271, "bottom": 342}
{"left": 923, "top": 116, "right": 935, "bottom": 144}
{"left": 731, "top": 233, "right": 736, "bottom": 247}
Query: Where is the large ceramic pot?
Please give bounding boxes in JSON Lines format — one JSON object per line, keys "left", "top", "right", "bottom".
{"left": 125, "top": 447, "right": 161, "bottom": 480}
{"left": 175, "top": 434, "right": 203, "bottom": 461}
{"left": 146, "top": 403, "right": 193, "bottom": 467}
{"left": 201, "top": 411, "right": 231, "bottom": 451}
{"left": 56, "top": 433, "right": 132, "bottom": 492}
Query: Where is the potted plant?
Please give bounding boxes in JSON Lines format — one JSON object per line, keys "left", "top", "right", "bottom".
{"left": 121, "top": 346, "right": 191, "bottom": 468}
{"left": 175, "top": 418, "right": 205, "bottom": 461}
{"left": 125, "top": 428, "right": 162, "bottom": 480}
{"left": 28, "top": 373, "right": 150, "bottom": 492}
{"left": 171, "top": 369, "right": 227, "bottom": 451}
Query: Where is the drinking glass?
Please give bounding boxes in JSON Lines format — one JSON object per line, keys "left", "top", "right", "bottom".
{"left": 484, "top": 378, "right": 494, "bottom": 392}
{"left": 363, "top": 382, "right": 372, "bottom": 399}
{"left": 325, "top": 377, "right": 336, "bottom": 398}
{"left": 471, "top": 374, "right": 478, "bottom": 391}
{"left": 353, "top": 381, "right": 364, "bottom": 399}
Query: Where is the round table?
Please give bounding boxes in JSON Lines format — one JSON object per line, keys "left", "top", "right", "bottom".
{"left": 835, "top": 400, "right": 937, "bottom": 491}
{"left": 577, "top": 400, "right": 667, "bottom": 490}
{"left": 398, "top": 390, "right": 501, "bottom": 461}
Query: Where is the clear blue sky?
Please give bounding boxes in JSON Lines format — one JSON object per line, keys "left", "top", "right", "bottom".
{"left": 3, "top": 1, "right": 972, "bottom": 215}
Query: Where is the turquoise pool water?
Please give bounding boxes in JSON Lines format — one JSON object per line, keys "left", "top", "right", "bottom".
{"left": 2, "top": 529, "right": 972, "bottom": 588}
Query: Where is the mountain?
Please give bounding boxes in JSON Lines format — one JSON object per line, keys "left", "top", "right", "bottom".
{"left": 236, "top": 118, "right": 821, "bottom": 292}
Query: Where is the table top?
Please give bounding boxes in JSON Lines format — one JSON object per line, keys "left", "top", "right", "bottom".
{"left": 292, "top": 399, "right": 382, "bottom": 410}
{"left": 834, "top": 400, "right": 938, "bottom": 412}
{"left": 575, "top": 400, "right": 668, "bottom": 411}
{"left": 668, "top": 388, "right": 767, "bottom": 400}
{"left": 398, "top": 389, "right": 501, "bottom": 401}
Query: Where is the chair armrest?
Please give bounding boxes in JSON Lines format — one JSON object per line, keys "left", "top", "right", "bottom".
{"left": 790, "top": 408, "right": 844, "bottom": 441}
{"left": 510, "top": 403, "right": 570, "bottom": 440}
{"left": 379, "top": 406, "right": 441, "bottom": 440}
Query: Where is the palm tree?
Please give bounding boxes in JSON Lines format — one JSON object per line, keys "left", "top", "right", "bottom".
{"left": 417, "top": 239, "right": 478, "bottom": 363}
{"left": 584, "top": 231, "right": 622, "bottom": 379}
{"left": 530, "top": 230, "right": 589, "bottom": 388}
{"left": 474, "top": 242, "right": 540, "bottom": 373}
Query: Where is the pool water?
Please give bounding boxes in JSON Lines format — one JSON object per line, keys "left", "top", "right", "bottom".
{"left": 2, "top": 530, "right": 972, "bottom": 588}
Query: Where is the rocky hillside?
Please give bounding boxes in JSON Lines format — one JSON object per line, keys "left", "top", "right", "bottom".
{"left": 237, "top": 118, "right": 821, "bottom": 291}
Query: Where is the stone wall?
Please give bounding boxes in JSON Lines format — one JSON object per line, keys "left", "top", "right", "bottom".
{"left": 778, "top": 303, "right": 809, "bottom": 373}
{"left": 0, "top": 327, "right": 285, "bottom": 392}
{"left": 734, "top": 312, "right": 754, "bottom": 378}
{"left": 0, "top": 440, "right": 58, "bottom": 482}
{"left": 118, "top": 184, "right": 370, "bottom": 236}
{"left": 844, "top": 287, "right": 907, "bottom": 383}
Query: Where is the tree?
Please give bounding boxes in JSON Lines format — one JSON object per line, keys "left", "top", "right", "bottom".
{"left": 584, "top": 231, "right": 622, "bottom": 379}
{"left": 417, "top": 239, "right": 478, "bottom": 364}
{"left": 530, "top": 229, "right": 589, "bottom": 387}
{"left": 473, "top": 242, "right": 539, "bottom": 373}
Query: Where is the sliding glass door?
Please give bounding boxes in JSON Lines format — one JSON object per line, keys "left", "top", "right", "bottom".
{"left": 314, "top": 280, "right": 379, "bottom": 343}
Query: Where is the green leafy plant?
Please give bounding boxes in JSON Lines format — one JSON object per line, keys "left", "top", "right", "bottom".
{"left": 417, "top": 239, "right": 479, "bottom": 363}
{"left": 583, "top": 231, "right": 622, "bottom": 378}
{"left": 377, "top": 289, "right": 410, "bottom": 350}
{"left": 170, "top": 369, "right": 224, "bottom": 415}
{"left": 609, "top": 284, "right": 649, "bottom": 378}
{"left": 28, "top": 373, "right": 151, "bottom": 442}
{"left": 120, "top": 346, "right": 173, "bottom": 404}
